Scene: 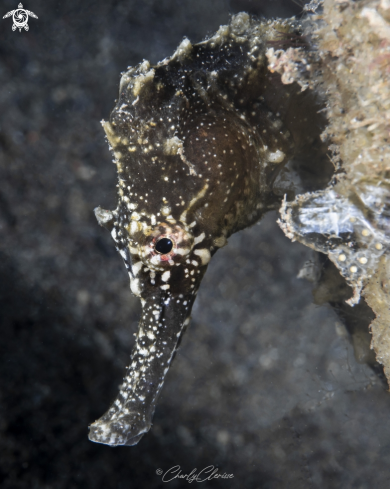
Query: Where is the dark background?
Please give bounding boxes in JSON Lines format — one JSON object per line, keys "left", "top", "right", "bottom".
{"left": 1, "top": 1, "right": 390, "bottom": 488}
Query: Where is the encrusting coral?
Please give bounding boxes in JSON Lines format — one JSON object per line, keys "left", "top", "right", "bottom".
{"left": 272, "top": 0, "right": 390, "bottom": 381}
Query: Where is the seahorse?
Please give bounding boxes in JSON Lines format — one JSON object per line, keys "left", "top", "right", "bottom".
{"left": 88, "top": 13, "right": 299, "bottom": 446}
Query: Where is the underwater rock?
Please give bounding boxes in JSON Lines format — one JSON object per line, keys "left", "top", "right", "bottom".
{"left": 272, "top": 1, "right": 390, "bottom": 380}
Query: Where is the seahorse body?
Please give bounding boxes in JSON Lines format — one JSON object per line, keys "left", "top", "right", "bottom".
{"left": 89, "top": 13, "right": 296, "bottom": 446}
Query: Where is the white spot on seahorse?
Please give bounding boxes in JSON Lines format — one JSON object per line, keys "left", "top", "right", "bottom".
{"left": 129, "top": 220, "right": 141, "bottom": 235}
{"left": 130, "top": 278, "right": 142, "bottom": 297}
{"left": 161, "top": 271, "right": 171, "bottom": 282}
{"left": 194, "top": 248, "right": 211, "bottom": 265}
{"left": 132, "top": 261, "right": 143, "bottom": 276}
{"left": 161, "top": 206, "right": 171, "bottom": 216}
{"left": 194, "top": 232, "right": 205, "bottom": 245}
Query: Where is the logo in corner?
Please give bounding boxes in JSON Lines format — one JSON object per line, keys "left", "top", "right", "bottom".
{"left": 3, "top": 3, "right": 38, "bottom": 32}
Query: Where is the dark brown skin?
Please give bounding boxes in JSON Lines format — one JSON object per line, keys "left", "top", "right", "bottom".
{"left": 89, "top": 13, "right": 296, "bottom": 446}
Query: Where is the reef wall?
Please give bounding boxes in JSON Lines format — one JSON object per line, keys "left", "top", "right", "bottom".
{"left": 272, "top": 0, "right": 390, "bottom": 381}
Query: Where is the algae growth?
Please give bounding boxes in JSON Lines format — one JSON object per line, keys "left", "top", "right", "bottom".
{"left": 272, "top": 0, "right": 390, "bottom": 381}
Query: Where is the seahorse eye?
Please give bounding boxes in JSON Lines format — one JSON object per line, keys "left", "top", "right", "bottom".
{"left": 155, "top": 237, "right": 173, "bottom": 254}
{"left": 138, "top": 222, "right": 194, "bottom": 269}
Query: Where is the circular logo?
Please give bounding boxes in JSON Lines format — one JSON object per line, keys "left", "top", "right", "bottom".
{"left": 12, "top": 9, "right": 28, "bottom": 30}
